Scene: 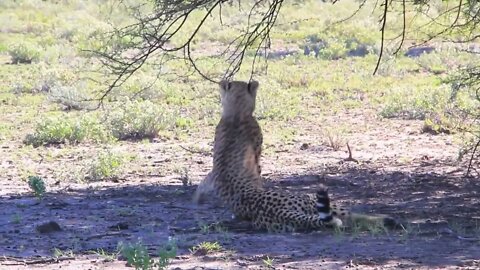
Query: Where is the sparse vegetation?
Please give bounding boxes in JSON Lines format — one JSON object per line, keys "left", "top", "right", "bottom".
{"left": 262, "top": 256, "right": 275, "bottom": 269}
{"left": 48, "top": 84, "right": 91, "bottom": 111}
{"left": 27, "top": 175, "right": 46, "bottom": 198}
{"left": 7, "top": 41, "right": 41, "bottom": 64}
{"left": 53, "top": 248, "right": 74, "bottom": 258}
{"left": 91, "top": 248, "right": 119, "bottom": 262}
{"left": 0, "top": 0, "right": 479, "bottom": 269}
{"left": 23, "top": 115, "right": 111, "bottom": 147}
{"left": 190, "top": 241, "right": 222, "bottom": 255}
{"left": 11, "top": 213, "right": 21, "bottom": 224}
{"left": 106, "top": 98, "right": 177, "bottom": 140}
{"left": 84, "top": 150, "right": 127, "bottom": 182}
{"left": 323, "top": 127, "right": 347, "bottom": 151}
{"left": 119, "top": 239, "right": 177, "bottom": 270}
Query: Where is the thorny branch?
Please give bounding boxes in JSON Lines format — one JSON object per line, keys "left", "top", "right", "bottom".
{"left": 95, "top": 1, "right": 479, "bottom": 101}
{"left": 451, "top": 66, "right": 480, "bottom": 177}
{"left": 92, "top": 0, "right": 479, "bottom": 172}
{"left": 373, "top": 0, "right": 388, "bottom": 75}
{"left": 92, "top": 0, "right": 284, "bottom": 106}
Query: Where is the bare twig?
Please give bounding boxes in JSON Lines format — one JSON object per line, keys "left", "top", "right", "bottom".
{"left": 393, "top": 0, "right": 406, "bottom": 55}
{"left": 0, "top": 256, "right": 75, "bottom": 266}
{"left": 179, "top": 145, "right": 211, "bottom": 156}
{"left": 93, "top": 0, "right": 478, "bottom": 99}
{"left": 373, "top": 0, "right": 388, "bottom": 75}
{"left": 344, "top": 142, "right": 359, "bottom": 163}
{"left": 94, "top": 0, "right": 285, "bottom": 104}
{"left": 466, "top": 139, "right": 480, "bottom": 177}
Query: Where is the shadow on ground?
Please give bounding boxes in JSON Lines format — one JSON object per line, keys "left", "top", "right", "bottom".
{"left": 1, "top": 163, "right": 479, "bottom": 269}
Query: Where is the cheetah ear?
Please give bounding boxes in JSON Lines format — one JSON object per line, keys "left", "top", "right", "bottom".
{"left": 248, "top": 80, "right": 259, "bottom": 96}
{"left": 220, "top": 80, "right": 230, "bottom": 91}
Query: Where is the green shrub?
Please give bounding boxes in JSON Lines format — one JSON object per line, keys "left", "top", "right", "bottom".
{"left": 8, "top": 41, "right": 42, "bottom": 64}
{"left": 24, "top": 115, "right": 111, "bottom": 147}
{"left": 379, "top": 85, "right": 450, "bottom": 120}
{"left": 175, "top": 117, "right": 193, "bottom": 129}
{"left": 48, "top": 84, "right": 91, "bottom": 110}
{"left": 24, "top": 117, "right": 86, "bottom": 147}
{"left": 119, "top": 239, "right": 177, "bottom": 270}
{"left": 106, "top": 98, "right": 176, "bottom": 140}
{"left": 317, "top": 41, "right": 349, "bottom": 60}
{"left": 27, "top": 176, "right": 46, "bottom": 198}
{"left": 85, "top": 151, "right": 125, "bottom": 182}
{"left": 256, "top": 86, "right": 301, "bottom": 121}
{"left": 119, "top": 241, "right": 152, "bottom": 270}
{"left": 416, "top": 52, "right": 447, "bottom": 74}
{"left": 422, "top": 114, "right": 456, "bottom": 135}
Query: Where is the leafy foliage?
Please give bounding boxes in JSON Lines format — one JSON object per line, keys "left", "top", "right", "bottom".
{"left": 106, "top": 98, "right": 176, "bottom": 140}
{"left": 27, "top": 176, "right": 46, "bottom": 198}
{"left": 8, "top": 41, "right": 41, "bottom": 64}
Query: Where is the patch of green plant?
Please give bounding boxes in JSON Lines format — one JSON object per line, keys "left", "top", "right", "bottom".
{"left": 175, "top": 117, "right": 193, "bottom": 129}
{"left": 11, "top": 213, "right": 21, "bottom": 224}
{"left": 53, "top": 248, "right": 74, "bottom": 258}
{"left": 119, "top": 239, "right": 177, "bottom": 270}
{"left": 262, "top": 256, "right": 275, "bottom": 269}
{"left": 157, "top": 239, "right": 178, "bottom": 269}
{"left": 48, "top": 84, "right": 91, "bottom": 110}
{"left": 24, "top": 115, "right": 112, "bottom": 147}
{"left": 119, "top": 241, "right": 152, "bottom": 270}
{"left": 349, "top": 218, "right": 389, "bottom": 237}
{"left": 90, "top": 248, "right": 119, "bottom": 262}
{"left": 116, "top": 72, "right": 163, "bottom": 100}
{"left": 33, "top": 65, "right": 79, "bottom": 93}
{"left": 416, "top": 52, "right": 448, "bottom": 74}
{"left": 0, "top": 43, "right": 8, "bottom": 53}
{"left": 379, "top": 84, "right": 450, "bottom": 120}
{"left": 256, "top": 86, "right": 302, "bottom": 121}
{"left": 190, "top": 241, "right": 222, "bottom": 255}
{"left": 300, "top": 24, "right": 377, "bottom": 60}
{"left": 27, "top": 175, "right": 46, "bottom": 198}
{"left": 422, "top": 113, "right": 457, "bottom": 135}
{"left": 106, "top": 98, "right": 176, "bottom": 140}
{"left": 7, "top": 41, "right": 42, "bottom": 64}
{"left": 84, "top": 150, "right": 125, "bottom": 182}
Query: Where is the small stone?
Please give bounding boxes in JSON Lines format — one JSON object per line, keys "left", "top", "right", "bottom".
{"left": 36, "top": 221, "right": 62, "bottom": 233}
{"left": 109, "top": 222, "right": 129, "bottom": 231}
{"left": 300, "top": 143, "right": 309, "bottom": 150}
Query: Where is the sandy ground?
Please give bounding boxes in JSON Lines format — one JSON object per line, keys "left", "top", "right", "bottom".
{"left": 1, "top": 112, "right": 479, "bottom": 269}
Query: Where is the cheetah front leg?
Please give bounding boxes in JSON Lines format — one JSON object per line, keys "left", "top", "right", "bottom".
{"left": 193, "top": 170, "right": 216, "bottom": 204}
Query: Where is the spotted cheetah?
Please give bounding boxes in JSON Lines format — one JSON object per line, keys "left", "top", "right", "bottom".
{"left": 193, "top": 80, "right": 263, "bottom": 204}
{"left": 194, "top": 80, "right": 397, "bottom": 232}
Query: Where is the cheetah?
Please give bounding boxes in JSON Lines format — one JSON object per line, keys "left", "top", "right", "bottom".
{"left": 193, "top": 80, "right": 263, "bottom": 204}
{"left": 194, "top": 80, "right": 397, "bottom": 232}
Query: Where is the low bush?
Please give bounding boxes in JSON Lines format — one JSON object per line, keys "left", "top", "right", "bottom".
{"left": 106, "top": 98, "right": 176, "bottom": 140}
{"left": 8, "top": 41, "right": 42, "bottom": 64}
{"left": 24, "top": 115, "right": 111, "bottom": 147}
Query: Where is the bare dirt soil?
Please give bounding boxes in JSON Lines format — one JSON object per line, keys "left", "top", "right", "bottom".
{"left": 1, "top": 112, "right": 479, "bottom": 269}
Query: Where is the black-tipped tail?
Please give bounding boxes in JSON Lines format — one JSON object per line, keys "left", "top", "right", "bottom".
{"left": 315, "top": 187, "right": 331, "bottom": 214}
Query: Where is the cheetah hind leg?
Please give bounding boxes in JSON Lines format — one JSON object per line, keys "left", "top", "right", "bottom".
{"left": 253, "top": 188, "right": 343, "bottom": 233}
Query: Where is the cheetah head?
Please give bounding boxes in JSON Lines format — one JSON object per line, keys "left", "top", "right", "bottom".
{"left": 219, "top": 80, "right": 259, "bottom": 119}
